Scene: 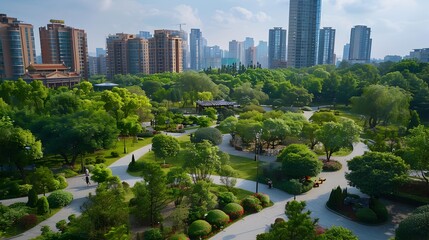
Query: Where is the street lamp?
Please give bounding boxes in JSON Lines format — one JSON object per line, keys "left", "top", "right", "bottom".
{"left": 255, "top": 129, "right": 262, "bottom": 193}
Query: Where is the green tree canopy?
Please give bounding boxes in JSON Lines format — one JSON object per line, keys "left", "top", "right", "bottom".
{"left": 277, "top": 144, "right": 322, "bottom": 179}
{"left": 191, "top": 127, "right": 223, "bottom": 145}
{"left": 151, "top": 134, "right": 180, "bottom": 160}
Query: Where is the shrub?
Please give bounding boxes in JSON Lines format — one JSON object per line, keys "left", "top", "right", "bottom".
{"left": 190, "top": 127, "right": 223, "bottom": 145}
{"left": 111, "top": 151, "right": 120, "bottom": 157}
{"left": 143, "top": 228, "right": 163, "bottom": 240}
{"left": 16, "top": 214, "right": 38, "bottom": 230}
{"left": 56, "top": 219, "right": 67, "bottom": 232}
{"left": 128, "top": 161, "right": 145, "bottom": 172}
{"left": 137, "top": 131, "right": 154, "bottom": 138}
{"left": 95, "top": 155, "right": 106, "bottom": 164}
{"left": 413, "top": 204, "right": 429, "bottom": 215}
{"left": 85, "top": 157, "right": 95, "bottom": 165}
{"left": 188, "top": 220, "right": 212, "bottom": 239}
{"left": 241, "top": 196, "right": 262, "bottom": 213}
{"left": 205, "top": 209, "right": 230, "bottom": 229}
{"left": 218, "top": 192, "right": 237, "bottom": 208}
{"left": 254, "top": 193, "right": 270, "bottom": 207}
{"left": 301, "top": 106, "right": 313, "bottom": 111}
{"left": 58, "top": 169, "right": 78, "bottom": 178}
{"left": 0, "top": 203, "right": 29, "bottom": 230}
{"left": 27, "top": 188, "right": 38, "bottom": 207}
{"left": 168, "top": 233, "right": 189, "bottom": 240}
{"left": 37, "top": 196, "right": 49, "bottom": 215}
{"left": 223, "top": 203, "right": 244, "bottom": 220}
{"left": 355, "top": 207, "right": 377, "bottom": 224}
{"left": 196, "top": 116, "right": 212, "bottom": 127}
{"left": 395, "top": 212, "right": 429, "bottom": 240}
{"left": 370, "top": 198, "right": 388, "bottom": 222}
{"left": 56, "top": 175, "right": 68, "bottom": 189}
{"left": 282, "top": 179, "right": 303, "bottom": 195}
{"left": 322, "top": 160, "right": 342, "bottom": 172}
{"left": 47, "top": 190, "right": 73, "bottom": 208}
{"left": 327, "top": 186, "right": 344, "bottom": 210}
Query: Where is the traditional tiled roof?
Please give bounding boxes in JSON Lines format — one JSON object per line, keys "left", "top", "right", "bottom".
{"left": 196, "top": 100, "right": 237, "bottom": 107}
{"left": 27, "top": 63, "right": 69, "bottom": 71}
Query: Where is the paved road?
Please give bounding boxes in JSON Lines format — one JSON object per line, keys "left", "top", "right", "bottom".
{"left": 2, "top": 116, "right": 411, "bottom": 240}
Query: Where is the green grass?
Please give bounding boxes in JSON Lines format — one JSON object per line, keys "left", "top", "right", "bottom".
{"left": 228, "top": 155, "right": 257, "bottom": 181}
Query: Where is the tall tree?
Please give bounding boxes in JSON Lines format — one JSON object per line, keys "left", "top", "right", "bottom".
{"left": 405, "top": 125, "right": 429, "bottom": 191}
{"left": 151, "top": 134, "right": 180, "bottom": 161}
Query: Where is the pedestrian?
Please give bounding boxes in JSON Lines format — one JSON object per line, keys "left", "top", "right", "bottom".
{"left": 267, "top": 179, "right": 273, "bottom": 189}
{"left": 84, "top": 167, "right": 90, "bottom": 186}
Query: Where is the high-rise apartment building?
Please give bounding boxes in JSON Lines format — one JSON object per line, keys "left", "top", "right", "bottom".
{"left": 106, "top": 33, "right": 149, "bottom": 79}
{"left": 148, "top": 30, "right": 183, "bottom": 74}
{"left": 318, "top": 27, "right": 336, "bottom": 65}
{"left": 229, "top": 40, "right": 244, "bottom": 64}
{"left": 96, "top": 48, "right": 106, "bottom": 57}
{"left": 39, "top": 20, "right": 89, "bottom": 79}
{"left": 268, "top": 27, "right": 287, "bottom": 69}
{"left": 190, "top": 28, "right": 203, "bottom": 70}
{"left": 203, "top": 45, "right": 222, "bottom": 69}
{"left": 256, "top": 41, "right": 268, "bottom": 68}
{"left": 245, "top": 46, "right": 257, "bottom": 67}
{"left": 287, "top": 0, "right": 321, "bottom": 68}
{"left": 409, "top": 48, "right": 429, "bottom": 63}
{"left": 348, "top": 25, "right": 372, "bottom": 64}
{"left": 0, "top": 14, "right": 36, "bottom": 79}
{"left": 342, "top": 43, "right": 350, "bottom": 61}
{"left": 137, "top": 31, "right": 152, "bottom": 39}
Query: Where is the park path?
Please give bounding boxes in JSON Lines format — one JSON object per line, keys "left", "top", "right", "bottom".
{"left": 2, "top": 110, "right": 411, "bottom": 240}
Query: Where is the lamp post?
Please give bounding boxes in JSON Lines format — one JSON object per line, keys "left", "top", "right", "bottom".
{"left": 255, "top": 129, "right": 262, "bottom": 193}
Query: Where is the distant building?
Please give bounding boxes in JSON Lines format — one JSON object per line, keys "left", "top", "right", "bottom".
{"left": 342, "top": 43, "right": 350, "bottom": 61}
{"left": 203, "top": 45, "right": 222, "bottom": 69}
{"left": 23, "top": 63, "right": 80, "bottom": 88}
{"left": 409, "top": 48, "right": 429, "bottom": 63}
{"left": 148, "top": 30, "right": 183, "bottom": 74}
{"left": 268, "top": 27, "right": 287, "bottom": 68}
{"left": 384, "top": 55, "right": 402, "bottom": 62}
{"left": 318, "top": 27, "right": 336, "bottom": 65}
{"left": 256, "top": 41, "right": 268, "bottom": 68}
{"left": 287, "top": 0, "right": 321, "bottom": 68}
{"left": 190, "top": 28, "right": 203, "bottom": 70}
{"left": 137, "top": 31, "right": 152, "bottom": 39}
{"left": 245, "top": 46, "right": 257, "bottom": 67}
{"left": 39, "top": 19, "right": 89, "bottom": 79}
{"left": 229, "top": 40, "right": 244, "bottom": 64}
{"left": 0, "top": 14, "right": 37, "bottom": 79}
{"left": 348, "top": 25, "right": 372, "bottom": 64}
{"left": 106, "top": 33, "right": 149, "bottom": 79}
{"left": 96, "top": 48, "right": 106, "bottom": 57}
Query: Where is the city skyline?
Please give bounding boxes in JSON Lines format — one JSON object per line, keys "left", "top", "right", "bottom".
{"left": 1, "top": 0, "right": 429, "bottom": 59}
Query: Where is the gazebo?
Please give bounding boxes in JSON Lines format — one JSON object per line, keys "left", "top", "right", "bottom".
{"left": 195, "top": 100, "right": 237, "bottom": 113}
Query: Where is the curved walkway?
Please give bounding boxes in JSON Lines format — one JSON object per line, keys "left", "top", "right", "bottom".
{"left": 2, "top": 124, "right": 410, "bottom": 240}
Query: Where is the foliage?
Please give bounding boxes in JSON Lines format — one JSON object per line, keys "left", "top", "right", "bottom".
{"left": 309, "top": 112, "right": 337, "bottom": 125}
{"left": 241, "top": 196, "right": 263, "bottom": 213}
{"left": 152, "top": 134, "right": 180, "bottom": 160}
{"left": 370, "top": 198, "right": 388, "bottom": 222}
{"left": 301, "top": 122, "right": 320, "bottom": 149}
{"left": 395, "top": 211, "right": 429, "bottom": 240}
{"left": 188, "top": 181, "right": 217, "bottom": 222}
{"left": 346, "top": 152, "right": 409, "bottom": 197}
{"left": 205, "top": 209, "right": 230, "bottom": 229}
{"left": 413, "top": 204, "right": 429, "bottom": 215}
{"left": 91, "top": 164, "right": 113, "bottom": 184}
{"left": 261, "top": 118, "right": 291, "bottom": 149}
{"left": 27, "top": 188, "right": 38, "bottom": 208}
{"left": 31, "top": 167, "right": 59, "bottom": 195}
{"left": 0, "top": 203, "right": 30, "bottom": 231}
{"left": 17, "top": 214, "right": 38, "bottom": 230}
{"left": 219, "top": 165, "right": 238, "bottom": 190}
{"left": 143, "top": 228, "right": 163, "bottom": 240}
{"left": 168, "top": 203, "right": 189, "bottom": 233}
{"left": 355, "top": 207, "right": 378, "bottom": 224}
{"left": 327, "top": 186, "right": 345, "bottom": 211}
{"left": 234, "top": 119, "right": 263, "bottom": 144}
{"left": 318, "top": 226, "right": 358, "bottom": 240}
{"left": 322, "top": 160, "right": 342, "bottom": 172}
{"left": 316, "top": 119, "right": 361, "bottom": 161}
{"left": 191, "top": 127, "right": 223, "bottom": 145}
{"left": 218, "top": 116, "right": 238, "bottom": 133}
{"left": 187, "top": 220, "right": 212, "bottom": 239}
{"left": 278, "top": 144, "right": 322, "bottom": 179}
{"left": 37, "top": 196, "right": 50, "bottom": 215}
{"left": 47, "top": 190, "right": 73, "bottom": 208}
{"left": 168, "top": 233, "right": 189, "bottom": 240}
{"left": 223, "top": 203, "right": 244, "bottom": 220}
{"left": 166, "top": 167, "right": 192, "bottom": 206}
{"left": 254, "top": 193, "right": 270, "bottom": 207}
{"left": 56, "top": 175, "right": 68, "bottom": 189}
{"left": 196, "top": 116, "right": 212, "bottom": 127}
{"left": 218, "top": 192, "right": 238, "bottom": 208}
{"left": 182, "top": 141, "right": 221, "bottom": 183}
{"left": 283, "top": 179, "right": 303, "bottom": 196}
{"left": 405, "top": 125, "right": 429, "bottom": 191}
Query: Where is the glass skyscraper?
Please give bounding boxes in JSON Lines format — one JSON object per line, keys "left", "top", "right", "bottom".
{"left": 268, "top": 27, "right": 287, "bottom": 69}
{"left": 349, "top": 25, "right": 372, "bottom": 64}
{"left": 287, "top": 0, "right": 321, "bottom": 68}
{"left": 318, "top": 27, "right": 336, "bottom": 65}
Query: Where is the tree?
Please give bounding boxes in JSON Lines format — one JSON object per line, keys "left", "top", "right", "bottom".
{"left": 309, "top": 112, "right": 337, "bottom": 125}
{"left": 405, "top": 125, "right": 429, "bottom": 191}
{"left": 232, "top": 82, "right": 269, "bottom": 105}
{"left": 104, "top": 224, "right": 130, "bottom": 240}
{"left": 91, "top": 164, "right": 113, "bottom": 184}
{"left": 176, "top": 72, "right": 218, "bottom": 106}
{"left": 407, "top": 110, "right": 421, "bottom": 131}
{"left": 183, "top": 140, "right": 222, "bottom": 183}
{"left": 188, "top": 181, "right": 217, "bottom": 222}
{"left": 151, "top": 134, "right": 180, "bottom": 162}
{"left": 301, "top": 122, "right": 320, "bottom": 150}
{"left": 261, "top": 118, "right": 291, "bottom": 149}
{"left": 319, "top": 226, "right": 358, "bottom": 240}
{"left": 346, "top": 152, "right": 409, "bottom": 197}
{"left": 316, "top": 119, "right": 361, "bottom": 161}
{"left": 277, "top": 144, "right": 322, "bottom": 179}
{"left": 350, "top": 84, "right": 410, "bottom": 128}
{"left": 235, "top": 119, "right": 263, "bottom": 144}
{"left": 31, "top": 167, "right": 59, "bottom": 196}
{"left": 167, "top": 167, "right": 192, "bottom": 206}
{"left": 219, "top": 165, "right": 238, "bottom": 190}
{"left": 218, "top": 116, "right": 238, "bottom": 133}
{"left": 191, "top": 127, "right": 223, "bottom": 145}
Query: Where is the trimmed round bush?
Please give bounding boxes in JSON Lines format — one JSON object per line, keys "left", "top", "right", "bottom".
{"left": 223, "top": 203, "right": 244, "bottom": 220}
{"left": 413, "top": 204, "right": 429, "bottom": 215}
{"left": 143, "top": 228, "right": 163, "bottom": 240}
{"left": 168, "top": 233, "right": 190, "bottom": 240}
{"left": 47, "top": 190, "right": 73, "bottom": 208}
{"left": 188, "top": 220, "right": 212, "bottom": 239}
{"left": 370, "top": 199, "right": 388, "bottom": 222}
{"left": 191, "top": 127, "right": 223, "bottom": 145}
{"left": 356, "top": 207, "right": 377, "bottom": 224}
{"left": 254, "top": 193, "right": 270, "bottom": 207}
{"left": 17, "top": 214, "right": 38, "bottom": 230}
{"left": 218, "top": 192, "right": 237, "bottom": 208}
{"left": 241, "top": 196, "right": 262, "bottom": 213}
{"left": 56, "top": 175, "right": 68, "bottom": 189}
{"left": 37, "top": 196, "right": 49, "bottom": 215}
{"left": 396, "top": 212, "right": 429, "bottom": 240}
{"left": 322, "top": 160, "right": 342, "bottom": 172}
{"left": 205, "top": 209, "right": 230, "bottom": 229}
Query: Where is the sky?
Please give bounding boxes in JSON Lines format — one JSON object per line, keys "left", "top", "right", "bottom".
{"left": 1, "top": 0, "right": 428, "bottom": 59}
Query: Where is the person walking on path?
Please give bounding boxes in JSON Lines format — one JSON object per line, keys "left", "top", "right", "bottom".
{"left": 84, "top": 167, "right": 90, "bottom": 186}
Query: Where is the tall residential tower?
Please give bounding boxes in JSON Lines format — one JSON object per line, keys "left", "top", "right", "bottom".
{"left": 190, "top": 28, "right": 203, "bottom": 70}
{"left": 0, "top": 14, "right": 36, "bottom": 79}
{"left": 149, "top": 30, "right": 183, "bottom": 74}
{"left": 268, "top": 27, "right": 287, "bottom": 68}
{"left": 348, "top": 25, "right": 372, "bottom": 64}
{"left": 287, "top": 0, "right": 321, "bottom": 68}
{"left": 318, "top": 27, "right": 336, "bottom": 65}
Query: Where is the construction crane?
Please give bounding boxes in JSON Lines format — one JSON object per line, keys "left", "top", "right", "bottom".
{"left": 176, "top": 23, "right": 186, "bottom": 31}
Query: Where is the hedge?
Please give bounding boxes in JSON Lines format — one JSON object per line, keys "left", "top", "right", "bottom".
{"left": 241, "top": 196, "right": 262, "bottom": 213}
{"left": 396, "top": 212, "right": 429, "bottom": 240}
{"left": 188, "top": 220, "right": 212, "bottom": 239}
{"left": 37, "top": 196, "right": 49, "bottom": 215}
{"left": 56, "top": 175, "right": 68, "bottom": 189}
{"left": 413, "top": 204, "right": 429, "bottom": 215}
{"left": 168, "top": 233, "right": 189, "bottom": 240}
{"left": 47, "top": 190, "right": 73, "bottom": 208}
{"left": 205, "top": 209, "right": 230, "bottom": 229}
{"left": 223, "top": 203, "right": 244, "bottom": 220}
{"left": 370, "top": 199, "right": 388, "bottom": 222}
{"left": 218, "top": 192, "right": 237, "bottom": 208}
{"left": 355, "top": 207, "right": 377, "bottom": 224}
{"left": 254, "top": 193, "right": 270, "bottom": 207}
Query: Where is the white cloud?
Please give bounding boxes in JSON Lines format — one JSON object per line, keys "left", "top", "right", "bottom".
{"left": 255, "top": 12, "right": 271, "bottom": 22}
{"left": 213, "top": 6, "right": 271, "bottom": 24}
{"left": 174, "top": 5, "right": 203, "bottom": 28}
{"left": 232, "top": 7, "right": 253, "bottom": 20}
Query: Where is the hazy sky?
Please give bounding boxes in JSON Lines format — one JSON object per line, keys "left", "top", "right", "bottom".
{"left": 2, "top": 0, "right": 428, "bottom": 59}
